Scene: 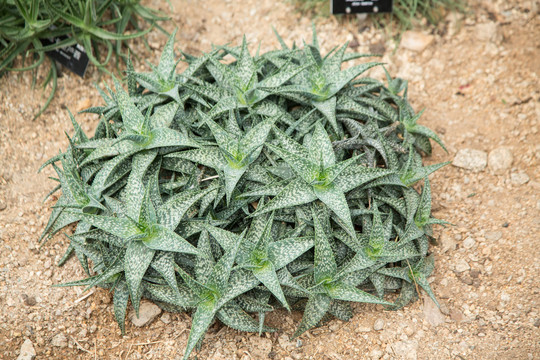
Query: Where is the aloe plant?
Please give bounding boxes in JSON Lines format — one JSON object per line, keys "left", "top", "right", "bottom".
{"left": 41, "top": 28, "right": 448, "bottom": 359}
{"left": 0, "top": 0, "right": 168, "bottom": 118}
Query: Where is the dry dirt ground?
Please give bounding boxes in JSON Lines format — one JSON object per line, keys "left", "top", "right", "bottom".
{"left": 0, "top": 0, "right": 539, "bottom": 359}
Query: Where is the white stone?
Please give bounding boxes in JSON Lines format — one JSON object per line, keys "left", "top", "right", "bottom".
{"left": 373, "top": 318, "right": 385, "bottom": 331}
{"left": 440, "top": 233, "right": 457, "bottom": 253}
{"left": 370, "top": 349, "right": 384, "bottom": 359}
{"left": 160, "top": 312, "right": 171, "bottom": 324}
{"left": 400, "top": 31, "right": 434, "bottom": 52}
{"left": 488, "top": 147, "right": 513, "bottom": 174}
{"left": 474, "top": 22, "right": 503, "bottom": 44}
{"left": 129, "top": 301, "right": 162, "bottom": 327}
{"left": 391, "top": 340, "right": 418, "bottom": 360}
{"left": 511, "top": 172, "right": 530, "bottom": 185}
{"left": 485, "top": 231, "right": 502, "bottom": 241}
{"left": 500, "top": 292, "right": 511, "bottom": 302}
{"left": 249, "top": 336, "right": 273, "bottom": 358}
{"left": 423, "top": 294, "right": 445, "bottom": 327}
{"left": 17, "top": 339, "right": 36, "bottom": 360}
{"left": 357, "top": 326, "right": 372, "bottom": 332}
{"left": 454, "top": 259, "right": 470, "bottom": 273}
{"left": 452, "top": 149, "right": 487, "bottom": 172}
{"left": 463, "top": 237, "right": 476, "bottom": 249}
{"left": 51, "top": 333, "right": 68, "bottom": 348}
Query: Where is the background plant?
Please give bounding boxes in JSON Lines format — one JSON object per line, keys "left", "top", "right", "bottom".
{"left": 40, "top": 28, "right": 448, "bottom": 359}
{"left": 0, "top": 0, "right": 169, "bottom": 118}
{"left": 288, "top": 0, "right": 467, "bottom": 36}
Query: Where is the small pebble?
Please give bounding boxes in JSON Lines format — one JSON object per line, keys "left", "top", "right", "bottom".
{"left": 488, "top": 147, "right": 513, "bottom": 174}
{"left": 463, "top": 237, "right": 476, "bottom": 249}
{"left": 510, "top": 172, "right": 530, "bottom": 185}
{"left": 373, "top": 318, "right": 385, "bottom": 331}
{"left": 16, "top": 339, "right": 36, "bottom": 360}
{"left": 452, "top": 149, "right": 487, "bottom": 172}
{"left": 485, "top": 231, "right": 503, "bottom": 241}
{"left": 51, "top": 333, "right": 68, "bottom": 348}
{"left": 23, "top": 295, "right": 37, "bottom": 306}
{"left": 129, "top": 302, "right": 162, "bottom": 327}
{"left": 455, "top": 259, "right": 470, "bottom": 273}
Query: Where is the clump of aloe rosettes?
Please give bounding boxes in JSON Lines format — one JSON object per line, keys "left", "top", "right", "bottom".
{"left": 39, "top": 27, "right": 449, "bottom": 359}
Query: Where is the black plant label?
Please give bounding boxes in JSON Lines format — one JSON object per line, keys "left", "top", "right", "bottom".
{"left": 41, "top": 36, "right": 90, "bottom": 78}
{"left": 331, "top": 0, "right": 393, "bottom": 14}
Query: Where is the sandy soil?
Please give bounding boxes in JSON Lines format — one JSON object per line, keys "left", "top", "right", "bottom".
{"left": 0, "top": 0, "right": 539, "bottom": 359}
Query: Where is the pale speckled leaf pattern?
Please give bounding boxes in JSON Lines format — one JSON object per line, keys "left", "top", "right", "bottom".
{"left": 217, "top": 301, "right": 276, "bottom": 332}
{"left": 223, "top": 164, "right": 247, "bottom": 204}
{"left": 150, "top": 101, "right": 180, "bottom": 129}
{"left": 157, "top": 29, "right": 178, "bottom": 77}
{"left": 113, "top": 281, "right": 130, "bottom": 335}
{"left": 312, "top": 208, "right": 337, "bottom": 283}
{"left": 265, "top": 142, "right": 317, "bottom": 184}
{"left": 143, "top": 224, "right": 200, "bottom": 255}
{"left": 271, "top": 126, "right": 311, "bottom": 160}
{"left": 169, "top": 147, "right": 225, "bottom": 170}
{"left": 124, "top": 241, "right": 155, "bottom": 315}
{"left": 218, "top": 269, "right": 260, "bottom": 307}
{"left": 369, "top": 272, "right": 386, "bottom": 298}
{"left": 183, "top": 301, "right": 216, "bottom": 360}
{"left": 151, "top": 251, "right": 182, "bottom": 299}
{"left": 328, "top": 299, "right": 353, "bottom": 321}
{"left": 114, "top": 77, "right": 145, "bottom": 133}
{"left": 268, "top": 236, "right": 314, "bottom": 270}
{"left": 236, "top": 37, "right": 257, "bottom": 88}
{"left": 326, "top": 282, "right": 392, "bottom": 305}
{"left": 146, "top": 127, "right": 199, "bottom": 149}
{"left": 314, "top": 183, "right": 355, "bottom": 238}
{"left": 206, "top": 235, "right": 242, "bottom": 293}
{"left": 157, "top": 186, "right": 215, "bottom": 230}
{"left": 239, "top": 116, "right": 276, "bottom": 158}
{"left": 308, "top": 122, "right": 336, "bottom": 167}
{"left": 312, "top": 97, "right": 338, "bottom": 134}
{"left": 336, "top": 250, "right": 376, "bottom": 279}
{"left": 67, "top": 211, "right": 142, "bottom": 239}
{"left": 333, "top": 166, "right": 394, "bottom": 193}
{"left": 293, "top": 293, "right": 332, "bottom": 338}
{"left": 255, "top": 178, "right": 317, "bottom": 215}
{"left": 125, "top": 151, "right": 157, "bottom": 221}
{"left": 204, "top": 224, "right": 240, "bottom": 253}
{"left": 195, "top": 230, "right": 215, "bottom": 282}
{"left": 253, "top": 262, "right": 289, "bottom": 310}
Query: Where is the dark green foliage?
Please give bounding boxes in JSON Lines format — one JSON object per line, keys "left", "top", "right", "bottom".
{"left": 0, "top": 0, "right": 168, "bottom": 118}
{"left": 41, "top": 29, "right": 447, "bottom": 359}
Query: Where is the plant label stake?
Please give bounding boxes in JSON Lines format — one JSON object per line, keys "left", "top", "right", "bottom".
{"left": 331, "top": 0, "right": 393, "bottom": 15}
{"left": 41, "top": 36, "right": 90, "bottom": 78}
